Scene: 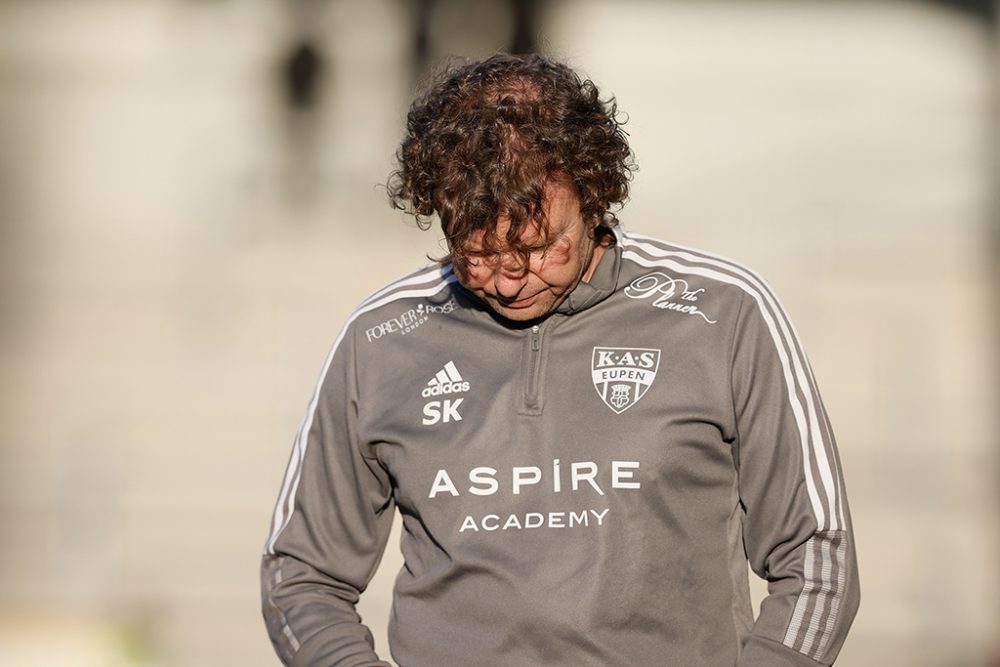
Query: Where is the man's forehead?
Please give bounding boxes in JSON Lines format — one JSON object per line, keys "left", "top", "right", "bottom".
{"left": 452, "top": 177, "right": 582, "bottom": 253}
{"left": 464, "top": 216, "right": 563, "bottom": 253}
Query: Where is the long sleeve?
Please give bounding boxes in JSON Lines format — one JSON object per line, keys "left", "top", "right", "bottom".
{"left": 261, "top": 322, "right": 395, "bottom": 667}
{"left": 730, "top": 289, "right": 860, "bottom": 667}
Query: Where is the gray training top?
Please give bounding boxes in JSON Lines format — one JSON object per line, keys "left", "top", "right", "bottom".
{"left": 262, "top": 229, "right": 859, "bottom": 667}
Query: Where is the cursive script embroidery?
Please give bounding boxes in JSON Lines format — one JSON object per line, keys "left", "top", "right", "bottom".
{"left": 624, "top": 272, "right": 717, "bottom": 324}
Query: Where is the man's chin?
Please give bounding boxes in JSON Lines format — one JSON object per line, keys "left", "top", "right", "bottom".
{"left": 488, "top": 298, "right": 556, "bottom": 322}
{"left": 494, "top": 308, "right": 541, "bottom": 321}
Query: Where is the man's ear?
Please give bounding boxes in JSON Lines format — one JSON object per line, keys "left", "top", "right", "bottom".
{"left": 591, "top": 221, "right": 614, "bottom": 246}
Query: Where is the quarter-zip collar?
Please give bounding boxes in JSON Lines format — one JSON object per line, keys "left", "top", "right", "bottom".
{"left": 554, "top": 238, "right": 622, "bottom": 316}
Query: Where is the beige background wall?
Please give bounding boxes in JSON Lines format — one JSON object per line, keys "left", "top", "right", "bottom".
{"left": 0, "top": 1, "right": 996, "bottom": 666}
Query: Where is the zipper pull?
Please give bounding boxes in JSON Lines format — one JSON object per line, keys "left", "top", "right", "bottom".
{"left": 531, "top": 324, "right": 540, "bottom": 351}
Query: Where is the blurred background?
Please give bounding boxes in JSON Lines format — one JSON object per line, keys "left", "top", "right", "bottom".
{"left": 0, "top": 0, "right": 997, "bottom": 665}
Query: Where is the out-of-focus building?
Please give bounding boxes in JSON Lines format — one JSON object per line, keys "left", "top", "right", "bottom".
{"left": 0, "top": 1, "right": 996, "bottom": 666}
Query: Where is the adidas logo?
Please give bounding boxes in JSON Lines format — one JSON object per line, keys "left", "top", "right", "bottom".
{"left": 421, "top": 361, "right": 470, "bottom": 398}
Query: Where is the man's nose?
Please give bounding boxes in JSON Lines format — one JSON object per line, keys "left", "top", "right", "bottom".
{"left": 493, "top": 253, "right": 529, "bottom": 298}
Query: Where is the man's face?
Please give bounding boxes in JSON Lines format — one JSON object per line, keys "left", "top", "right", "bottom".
{"left": 452, "top": 179, "right": 604, "bottom": 322}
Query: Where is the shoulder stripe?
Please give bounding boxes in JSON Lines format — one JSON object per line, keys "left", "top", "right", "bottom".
{"left": 620, "top": 237, "right": 830, "bottom": 528}
{"left": 264, "top": 272, "right": 458, "bottom": 555}
{"left": 631, "top": 233, "right": 844, "bottom": 528}
{"left": 808, "top": 361, "right": 848, "bottom": 530}
{"left": 359, "top": 262, "right": 454, "bottom": 309}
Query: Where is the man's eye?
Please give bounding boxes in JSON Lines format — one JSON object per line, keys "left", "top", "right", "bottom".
{"left": 528, "top": 241, "right": 556, "bottom": 259}
{"left": 462, "top": 254, "right": 493, "bottom": 270}
{"left": 539, "top": 238, "right": 570, "bottom": 259}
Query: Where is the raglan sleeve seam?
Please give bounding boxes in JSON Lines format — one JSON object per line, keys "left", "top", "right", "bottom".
{"left": 727, "top": 287, "right": 746, "bottom": 450}
{"left": 347, "top": 321, "right": 380, "bottom": 464}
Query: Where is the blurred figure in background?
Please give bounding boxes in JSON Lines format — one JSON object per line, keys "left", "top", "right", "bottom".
{"left": 279, "top": 1, "right": 329, "bottom": 208}
{"left": 261, "top": 53, "right": 859, "bottom": 667}
{"left": 409, "top": 0, "right": 548, "bottom": 78}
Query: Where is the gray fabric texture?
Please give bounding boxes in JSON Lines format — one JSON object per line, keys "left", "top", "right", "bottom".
{"left": 261, "top": 229, "right": 859, "bottom": 667}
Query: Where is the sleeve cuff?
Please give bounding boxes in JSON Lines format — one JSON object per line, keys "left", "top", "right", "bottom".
{"left": 290, "top": 628, "right": 391, "bottom": 667}
{"left": 738, "top": 635, "right": 829, "bottom": 667}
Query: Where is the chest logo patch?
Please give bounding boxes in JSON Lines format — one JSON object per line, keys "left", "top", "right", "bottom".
{"left": 591, "top": 347, "right": 661, "bottom": 414}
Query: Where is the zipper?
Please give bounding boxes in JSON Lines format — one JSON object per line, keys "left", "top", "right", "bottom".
{"left": 524, "top": 323, "right": 544, "bottom": 412}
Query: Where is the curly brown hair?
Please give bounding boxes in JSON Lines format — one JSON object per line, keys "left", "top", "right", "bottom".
{"left": 387, "top": 53, "right": 635, "bottom": 261}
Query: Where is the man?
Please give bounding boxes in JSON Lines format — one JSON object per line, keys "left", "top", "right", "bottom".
{"left": 262, "top": 54, "right": 859, "bottom": 667}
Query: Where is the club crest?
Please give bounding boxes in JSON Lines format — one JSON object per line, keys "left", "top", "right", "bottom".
{"left": 591, "top": 347, "right": 661, "bottom": 414}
